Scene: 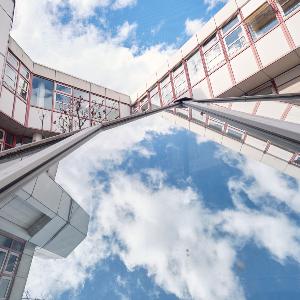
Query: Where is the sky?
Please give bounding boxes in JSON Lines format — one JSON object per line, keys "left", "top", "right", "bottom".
{"left": 10, "top": 0, "right": 300, "bottom": 299}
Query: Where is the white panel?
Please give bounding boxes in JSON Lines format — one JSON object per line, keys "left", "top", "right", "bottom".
{"left": 255, "top": 101, "right": 286, "bottom": 119}
{"left": 192, "top": 79, "right": 211, "bottom": 99}
{"left": 28, "top": 107, "right": 51, "bottom": 130}
{"left": 222, "top": 136, "right": 242, "bottom": 152}
{"left": 0, "top": 0, "right": 15, "bottom": 17}
{"left": 0, "top": 86, "right": 14, "bottom": 117}
{"left": 275, "top": 65, "right": 300, "bottom": 88}
{"left": 278, "top": 76, "right": 300, "bottom": 94}
{"left": 241, "top": 144, "right": 264, "bottom": 160}
{"left": 235, "top": 0, "right": 249, "bottom": 8}
{"left": 69, "top": 206, "right": 89, "bottom": 235}
{"left": 196, "top": 18, "right": 217, "bottom": 45}
{"left": 90, "top": 83, "right": 105, "bottom": 96}
{"left": 255, "top": 27, "right": 290, "bottom": 68}
{"left": 261, "top": 154, "right": 288, "bottom": 172}
{"left": 181, "top": 35, "right": 199, "bottom": 58}
{"left": 214, "top": 1, "right": 238, "bottom": 27}
{"left": 241, "top": 0, "right": 266, "bottom": 19}
{"left": 33, "top": 64, "right": 56, "bottom": 81}
{"left": 267, "top": 145, "right": 293, "bottom": 161}
{"left": 0, "top": 54, "right": 4, "bottom": 80}
{"left": 55, "top": 71, "right": 90, "bottom": 91}
{"left": 0, "top": 6, "right": 11, "bottom": 55}
{"left": 106, "top": 88, "right": 121, "bottom": 101}
{"left": 231, "top": 47, "right": 259, "bottom": 83}
{"left": 13, "top": 98, "right": 26, "bottom": 124}
{"left": 119, "top": 93, "right": 131, "bottom": 104}
{"left": 168, "top": 51, "right": 183, "bottom": 70}
{"left": 285, "top": 105, "right": 300, "bottom": 124}
{"left": 209, "top": 65, "right": 232, "bottom": 96}
{"left": 190, "top": 121, "right": 206, "bottom": 136}
{"left": 57, "top": 193, "right": 72, "bottom": 221}
{"left": 205, "top": 128, "right": 223, "bottom": 143}
{"left": 285, "top": 12, "right": 300, "bottom": 47}
{"left": 245, "top": 135, "right": 267, "bottom": 151}
{"left": 120, "top": 103, "right": 130, "bottom": 118}
{"left": 285, "top": 164, "right": 300, "bottom": 180}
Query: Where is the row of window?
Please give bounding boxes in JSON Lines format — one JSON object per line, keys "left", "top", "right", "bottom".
{"left": 0, "top": 129, "right": 32, "bottom": 151}
{"left": 137, "top": 0, "right": 299, "bottom": 106}
{"left": 0, "top": 234, "right": 24, "bottom": 299}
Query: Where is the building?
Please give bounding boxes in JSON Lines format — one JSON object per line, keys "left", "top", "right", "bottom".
{"left": 0, "top": 0, "right": 300, "bottom": 299}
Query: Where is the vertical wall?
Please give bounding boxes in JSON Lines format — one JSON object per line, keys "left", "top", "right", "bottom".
{"left": 0, "top": 0, "right": 14, "bottom": 89}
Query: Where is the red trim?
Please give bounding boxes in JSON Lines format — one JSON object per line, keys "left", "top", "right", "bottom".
{"left": 199, "top": 47, "right": 214, "bottom": 98}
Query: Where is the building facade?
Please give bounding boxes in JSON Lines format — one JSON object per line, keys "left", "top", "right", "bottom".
{"left": 132, "top": 0, "right": 300, "bottom": 179}
{"left": 0, "top": 0, "right": 300, "bottom": 299}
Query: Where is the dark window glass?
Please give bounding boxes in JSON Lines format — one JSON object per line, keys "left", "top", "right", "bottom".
{"left": 55, "top": 93, "right": 71, "bottom": 111}
{"left": 294, "top": 156, "right": 300, "bottom": 165}
{"left": 5, "top": 133, "right": 14, "bottom": 146}
{"left": 278, "top": 0, "right": 300, "bottom": 15}
{"left": 56, "top": 83, "right": 72, "bottom": 95}
{"left": 227, "top": 128, "right": 243, "bottom": 140}
{"left": 5, "top": 254, "right": 18, "bottom": 273}
{"left": 0, "top": 251, "right": 6, "bottom": 270}
{"left": 22, "top": 137, "right": 32, "bottom": 145}
{"left": 0, "top": 235, "right": 12, "bottom": 249}
{"left": 0, "top": 131, "right": 4, "bottom": 141}
{"left": 31, "top": 76, "right": 54, "bottom": 109}
{"left": 17, "top": 77, "right": 29, "bottom": 101}
{"left": 11, "top": 241, "right": 24, "bottom": 252}
{"left": 0, "top": 278, "right": 10, "bottom": 298}
{"left": 247, "top": 4, "right": 278, "bottom": 40}
{"left": 20, "top": 65, "right": 30, "bottom": 81}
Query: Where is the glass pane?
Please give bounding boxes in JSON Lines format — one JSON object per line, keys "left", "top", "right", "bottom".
{"left": 247, "top": 4, "right": 278, "bottom": 40}
{"left": 106, "top": 99, "right": 118, "bottom": 108}
{"left": 4, "top": 64, "right": 17, "bottom": 90}
{"left": 0, "top": 235, "right": 12, "bottom": 249}
{"left": 74, "top": 89, "right": 89, "bottom": 100}
{"left": 20, "top": 65, "right": 30, "bottom": 81}
{"left": 225, "top": 27, "right": 246, "bottom": 55}
{"left": 151, "top": 93, "right": 161, "bottom": 107}
{"left": 5, "top": 254, "right": 18, "bottom": 273}
{"left": 17, "top": 77, "right": 29, "bottom": 101}
{"left": 174, "top": 72, "right": 188, "bottom": 97}
{"left": 55, "top": 93, "right": 71, "bottom": 110}
{"left": 0, "top": 278, "right": 10, "bottom": 298}
{"left": 0, "top": 251, "right": 6, "bottom": 270}
{"left": 11, "top": 241, "right": 23, "bottom": 252}
{"left": 74, "top": 100, "right": 89, "bottom": 118}
{"left": 31, "top": 76, "right": 54, "bottom": 109}
{"left": 222, "top": 16, "right": 239, "bottom": 34}
{"left": 7, "top": 52, "right": 19, "bottom": 70}
{"left": 203, "top": 34, "right": 218, "bottom": 52}
{"left": 91, "top": 94, "right": 106, "bottom": 104}
{"left": 278, "top": 0, "right": 300, "bottom": 15}
{"left": 91, "top": 103, "right": 106, "bottom": 120}
{"left": 106, "top": 108, "right": 119, "bottom": 120}
{"left": 204, "top": 43, "right": 224, "bottom": 72}
{"left": 187, "top": 51, "right": 204, "bottom": 86}
{"left": 56, "top": 83, "right": 72, "bottom": 95}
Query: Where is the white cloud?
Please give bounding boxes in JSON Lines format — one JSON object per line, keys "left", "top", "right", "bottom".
{"left": 112, "top": 0, "right": 137, "bottom": 10}
{"left": 204, "top": 0, "right": 228, "bottom": 11}
{"left": 12, "top": 0, "right": 176, "bottom": 96}
{"left": 185, "top": 18, "right": 205, "bottom": 36}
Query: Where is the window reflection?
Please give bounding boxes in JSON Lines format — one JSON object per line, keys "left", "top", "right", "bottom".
{"left": 31, "top": 76, "right": 54, "bottom": 109}
{"left": 187, "top": 51, "right": 204, "bottom": 86}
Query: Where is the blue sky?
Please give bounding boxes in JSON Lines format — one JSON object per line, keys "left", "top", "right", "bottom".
{"left": 11, "top": 1, "right": 300, "bottom": 299}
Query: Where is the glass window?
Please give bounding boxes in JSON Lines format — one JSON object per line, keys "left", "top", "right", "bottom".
{"left": 150, "top": 86, "right": 161, "bottom": 107}
{"left": 74, "top": 100, "right": 89, "bottom": 118}
{"left": 7, "top": 52, "right": 19, "bottom": 70}
{"left": 247, "top": 4, "right": 278, "bottom": 40}
{"left": 11, "top": 241, "right": 23, "bottom": 252}
{"left": 225, "top": 26, "right": 247, "bottom": 56}
{"left": 5, "top": 133, "right": 14, "bottom": 146}
{"left": 208, "top": 119, "right": 224, "bottom": 132}
{"left": 17, "top": 77, "right": 29, "bottom": 101}
{"left": 227, "top": 127, "right": 244, "bottom": 140}
{"left": 294, "top": 155, "right": 300, "bottom": 165}
{"left": 161, "top": 76, "right": 173, "bottom": 104}
{"left": 91, "top": 94, "right": 106, "bottom": 104}
{"left": 0, "top": 251, "right": 6, "bottom": 270}
{"left": 0, "top": 277, "right": 10, "bottom": 298}
{"left": 106, "top": 99, "right": 118, "bottom": 108}
{"left": 31, "top": 76, "right": 54, "bottom": 109}
{"left": 140, "top": 98, "right": 149, "bottom": 112}
{"left": 56, "top": 83, "right": 72, "bottom": 95}
{"left": 204, "top": 43, "right": 224, "bottom": 72}
{"left": 74, "top": 89, "right": 89, "bottom": 100}
{"left": 3, "top": 64, "right": 17, "bottom": 90}
{"left": 55, "top": 93, "right": 71, "bottom": 111}
{"left": 187, "top": 51, "right": 204, "bottom": 86}
{"left": 173, "top": 71, "right": 188, "bottom": 97}
{"left": 91, "top": 103, "right": 106, "bottom": 120}
{"left": 278, "top": 0, "right": 300, "bottom": 15}
{"left": 106, "top": 108, "right": 119, "bottom": 120}
{"left": 5, "top": 254, "right": 18, "bottom": 273}
{"left": 222, "top": 16, "right": 239, "bottom": 34}
{"left": 20, "top": 65, "right": 30, "bottom": 81}
{"left": 203, "top": 34, "right": 218, "bottom": 52}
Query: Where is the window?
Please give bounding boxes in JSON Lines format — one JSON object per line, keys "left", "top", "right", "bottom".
{"left": 140, "top": 97, "right": 149, "bottom": 112}
{"left": 4, "top": 254, "right": 18, "bottom": 273}
{"left": 247, "top": 4, "right": 278, "bottom": 40}
{"left": 187, "top": 51, "right": 204, "bottom": 86}
{"left": 224, "top": 26, "right": 247, "bottom": 56}
{"left": 56, "top": 83, "right": 72, "bottom": 95}
{"left": 74, "top": 100, "right": 89, "bottom": 118}
{"left": 203, "top": 35, "right": 224, "bottom": 72}
{"left": 91, "top": 94, "right": 105, "bottom": 105}
{"left": 278, "top": 0, "right": 300, "bottom": 15}
{"left": 203, "top": 35, "right": 218, "bottom": 52}
{"left": 150, "top": 86, "right": 160, "bottom": 107}
{"left": 55, "top": 93, "right": 71, "bottom": 111}
{"left": 20, "top": 65, "right": 30, "bottom": 81}
{"left": 161, "top": 76, "right": 173, "bottom": 104}
{"left": 17, "top": 77, "right": 29, "bottom": 101}
{"left": 0, "top": 251, "right": 6, "bottom": 271}
{"left": 0, "top": 277, "right": 10, "bottom": 299}
{"left": 208, "top": 119, "right": 224, "bottom": 132}
{"left": 3, "top": 65, "right": 17, "bottom": 90}
{"left": 91, "top": 103, "right": 106, "bottom": 120}
{"left": 222, "top": 16, "right": 239, "bottom": 34}
{"left": 7, "top": 52, "right": 19, "bottom": 70}
{"left": 173, "top": 65, "right": 188, "bottom": 97}
{"left": 74, "top": 89, "right": 89, "bottom": 100}
{"left": 293, "top": 155, "right": 300, "bottom": 165}
{"left": 106, "top": 108, "right": 119, "bottom": 120}
{"left": 226, "top": 126, "right": 244, "bottom": 141}
{"left": 31, "top": 76, "right": 54, "bottom": 109}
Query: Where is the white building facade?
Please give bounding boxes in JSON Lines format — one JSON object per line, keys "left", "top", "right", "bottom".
{"left": 0, "top": 0, "right": 300, "bottom": 299}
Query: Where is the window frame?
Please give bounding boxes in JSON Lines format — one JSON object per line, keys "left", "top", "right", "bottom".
{"left": 277, "top": 0, "right": 300, "bottom": 15}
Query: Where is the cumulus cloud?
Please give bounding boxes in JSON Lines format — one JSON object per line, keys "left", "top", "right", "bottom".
{"left": 12, "top": 0, "right": 176, "bottom": 96}
{"left": 185, "top": 18, "right": 205, "bottom": 36}
{"left": 112, "top": 0, "right": 137, "bottom": 10}
{"left": 204, "top": 0, "right": 228, "bottom": 11}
